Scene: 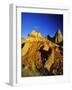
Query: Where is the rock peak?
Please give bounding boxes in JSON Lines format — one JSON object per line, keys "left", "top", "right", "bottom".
{"left": 28, "top": 30, "right": 42, "bottom": 38}
{"left": 27, "top": 30, "right": 42, "bottom": 41}
{"left": 55, "top": 28, "right": 63, "bottom": 43}
{"left": 57, "top": 28, "right": 62, "bottom": 34}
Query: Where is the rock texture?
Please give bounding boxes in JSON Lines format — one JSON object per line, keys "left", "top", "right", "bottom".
{"left": 55, "top": 29, "right": 63, "bottom": 44}
{"left": 21, "top": 30, "right": 63, "bottom": 77}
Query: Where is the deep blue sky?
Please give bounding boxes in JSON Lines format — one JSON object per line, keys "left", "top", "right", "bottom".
{"left": 21, "top": 12, "right": 63, "bottom": 38}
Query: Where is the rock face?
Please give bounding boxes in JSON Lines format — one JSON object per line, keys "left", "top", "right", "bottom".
{"left": 55, "top": 29, "right": 63, "bottom": 44}
{"left": 47, "top": 29, "right": 63, "bottom": 46}
{"left": 27, "top": 30, "right": 42, "bottom": 41}
{"left": 21, "top": 30, "right": 63, "bottom": 77}
{"left": 29, "top": 30, "right": 42, "bottom": 38}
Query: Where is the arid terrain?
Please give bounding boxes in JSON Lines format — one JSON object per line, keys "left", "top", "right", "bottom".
{"left": 21, "top": 29, "right": 63, "bottom": 77}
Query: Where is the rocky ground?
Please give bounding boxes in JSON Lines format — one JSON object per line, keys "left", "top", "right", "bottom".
{"left": 21, "top": 30, "right": 63, "bottom": 77}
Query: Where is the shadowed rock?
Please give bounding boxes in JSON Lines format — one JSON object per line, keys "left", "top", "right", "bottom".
{"left": 38, "top": 67, "right": 54, "bottom": 76}
{"left": 39, "top": 46, "right": 52, "bottom": 65}
{"left": 21, "top": 43, "right": 25, "bottom": 48}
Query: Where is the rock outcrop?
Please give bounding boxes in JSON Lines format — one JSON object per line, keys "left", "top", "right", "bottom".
{"left": 55, "top": 29, "right": 63, "bottom": 44}
{"left": 21, "top": 30, "right": 63, "bottom": 77}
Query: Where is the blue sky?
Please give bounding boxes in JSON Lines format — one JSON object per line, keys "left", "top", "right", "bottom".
{"left": 21, "top": 12, "right": 63, "bottom": 38}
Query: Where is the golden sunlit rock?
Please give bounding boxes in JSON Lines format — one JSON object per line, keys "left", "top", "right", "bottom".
{"left": 21, "top": 30, "right": 63, "bottom": 76}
